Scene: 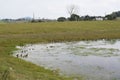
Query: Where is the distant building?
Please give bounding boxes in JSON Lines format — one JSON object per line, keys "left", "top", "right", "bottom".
{"left": 116, "top": 17, "right": 120, "bottom": 20}
{"left": 95, "top": 16, "right": 104, "bottom": 21}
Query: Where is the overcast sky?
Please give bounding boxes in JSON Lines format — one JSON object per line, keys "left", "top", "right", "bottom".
{"left": 0, "top": 0, "right": 120, "bottom": 19}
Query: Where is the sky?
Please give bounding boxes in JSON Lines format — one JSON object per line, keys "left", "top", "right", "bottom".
{"left": 0, "top": 0, "right": 120, "bottom": 19}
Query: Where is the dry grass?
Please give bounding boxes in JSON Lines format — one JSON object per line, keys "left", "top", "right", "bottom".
{"left": 0, "top": 21, "right": 120, "bottom": 80}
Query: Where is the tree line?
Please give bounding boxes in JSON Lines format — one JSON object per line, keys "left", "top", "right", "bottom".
{"left": 57, "top": 5, "right": 120, "bottom": 22}
{"left": 1, "top": 4, "right": 120, "bottom": 23}
{"left": 105, "top": 11, "right": 120, "bottom": 20}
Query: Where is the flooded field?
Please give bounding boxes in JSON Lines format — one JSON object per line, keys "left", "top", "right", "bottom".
{"left": 14, "top": 39, "right": 120, "bottom": 80}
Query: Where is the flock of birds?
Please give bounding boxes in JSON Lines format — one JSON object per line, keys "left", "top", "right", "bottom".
{"left": 16, "top": 45, "right": 55, "bottom": 58}
{"left": 16, "top": 46, "right": 35, "bottom": 58}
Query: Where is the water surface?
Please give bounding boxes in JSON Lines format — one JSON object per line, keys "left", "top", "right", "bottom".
{"left": 14, "top": 39, "right": 120, "bottom": 80}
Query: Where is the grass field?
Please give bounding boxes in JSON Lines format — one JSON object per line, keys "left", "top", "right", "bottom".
{"left": 0, "top": 21, "right": 120, "bottom": 80}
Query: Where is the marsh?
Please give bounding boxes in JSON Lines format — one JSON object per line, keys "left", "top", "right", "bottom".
{"left": 14, "top": 39, "right": 120, "bottom": 80}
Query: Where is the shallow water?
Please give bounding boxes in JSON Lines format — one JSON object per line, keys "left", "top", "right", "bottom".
{"left": 14, "top": 39, "right": 120, "bottom": 80}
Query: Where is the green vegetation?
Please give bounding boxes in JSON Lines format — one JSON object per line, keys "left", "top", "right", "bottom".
{"left": 0, "top": 21, "right": 120, "bottom": 80}
{"left": 105, "top": 11, "right": 120, "bottom": 20}
{"left": 57, "top": 17, "right": 66, "bottom": 22}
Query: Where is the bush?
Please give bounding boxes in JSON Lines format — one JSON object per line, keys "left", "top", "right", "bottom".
{"left": 57, "top": 17, "right": 66, "bottom": 22}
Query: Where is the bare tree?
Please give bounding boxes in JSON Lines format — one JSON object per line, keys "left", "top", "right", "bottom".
{"left": 67, "top": 4, "right": 79, "bottom": 16}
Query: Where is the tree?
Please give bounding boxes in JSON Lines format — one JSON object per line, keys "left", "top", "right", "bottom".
{"left": 57, "top": 17, "right": 66, "bottom": 22}
{"left": 84, "top": 15, "right": 90, "bottom": 20}
{"left": 69, "top": 14, "right": 80, "bottom": 21}
{"left": 67, "top": 5, "right": 79, "bottom": 17}
{"left": 105, "top": 11, "right": 120, "bottom": 20}
{"left": 115, "top": 11, "right": 120, "bottom": 17}
{"left": 105, "top": 14, "right": 116, "bottom": 20}
{"left": 67, "top": 5, "right": 80, "bottom": 21}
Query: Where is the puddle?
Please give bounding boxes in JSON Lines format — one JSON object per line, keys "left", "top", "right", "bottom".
{"left": 13, "top": 39, "right": 120, "bottom": 80}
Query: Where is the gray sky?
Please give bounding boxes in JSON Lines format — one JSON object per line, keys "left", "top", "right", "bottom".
{"left": 0, "top": 0, "right": 120, "bottom": 19}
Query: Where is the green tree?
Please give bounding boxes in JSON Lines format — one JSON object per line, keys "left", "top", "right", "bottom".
{"left": 57, "top": 17, "right": 66, "bottom": 22}
{"left": 105, "top": 15, "right": 116, "bottom": 20}
{"left": 69, "top": 14, "right": 80, "bottom": 21}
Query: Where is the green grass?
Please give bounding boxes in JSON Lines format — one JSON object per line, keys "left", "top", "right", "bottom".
{"left": 0, "top": 21, "right": 120, "bottom": 80}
